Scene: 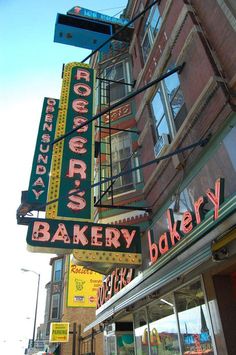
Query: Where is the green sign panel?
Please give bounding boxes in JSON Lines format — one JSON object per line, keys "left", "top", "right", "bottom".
{"left": 26, "top": 218, "right": 142, "bottom": 267}
{"left": 28, "top": 98, "right": 59, "bottom": 207}
{"left": 46, "top": 63, "right": 94, "bottom": 222}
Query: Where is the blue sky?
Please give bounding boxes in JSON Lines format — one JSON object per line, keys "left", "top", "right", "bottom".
{"left": 0, "top": 1, "right": 127, "bottom": 353}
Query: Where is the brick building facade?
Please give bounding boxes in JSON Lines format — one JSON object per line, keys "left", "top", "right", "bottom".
{"left": 85, "top": 1, "right": 236, "bottom": 354}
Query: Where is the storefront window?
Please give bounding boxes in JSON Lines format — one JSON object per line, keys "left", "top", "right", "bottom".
{"left": 133, "top": 280, "right": 215, "bottom": 355}
{"left": 117, "top": 334, "right": 135, "bottom": 354}
{"left": 134, "top": 309, "right": 149, "bottom": 355}
{"left": 175, "top": 280, "right": 214, "bottom": 354}
{"left": 148, "top": 295, "right": 180, "bottom": 354}
{"left": 106, "top": 335, "right": 116, "bottom": 355}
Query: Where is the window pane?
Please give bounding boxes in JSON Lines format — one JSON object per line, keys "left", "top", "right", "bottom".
{"left": 151, "top": 89, "right": 170, "bottom": 136}
{"left": 142, "top": 34, "right": 152, "bottom": 62}
{"left": 54, "top": 259, "right": 62, "bottom": 282}
{"left": 164, "top": 72, "right": 180, "bottom": 99}
{"left": 110, "top": 82, "right": 126, "bottom": 102}
{"left": 175, "top": 280, "right": 215, "bottom": 354}
{"left": 110, "top": 132, "right": 134, "bottom": 194}
{"left": 142, "top": 5, "right": 161, "bottom": 61}
{"left": 171, "top": 87, "right": 184, "bottom": 118}
{"left": 51, "top": 294, "right": 60, "bottom": 319}
{"left": 134, "top": 309, "right": 149, "bottom": 355}
{"left": 117, "top": 334, "right": 135, "bottom": 354}
{"left": 157, "top": 116, "right": 170, "bottom": 137}
{"left": 104, "top": 62, "right": 128, "bottom": 102}
{"left": 150, "top": 7, "right": 161, "bottom": 38}
{"left": 148, "top": 295, "right": 181, "bottom": 355}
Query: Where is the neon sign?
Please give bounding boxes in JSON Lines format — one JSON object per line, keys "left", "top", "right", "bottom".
{"left": 148, "top": 178, "right": 224, "bottom": 264}
{"left": 46, "top": 63, "right": 94, "bottom": 221}
{"left": 28, "top": 98, "right": 59, "bottom": 206}
{"left": 96, "top": 268, "right": 134, "bottom": 309}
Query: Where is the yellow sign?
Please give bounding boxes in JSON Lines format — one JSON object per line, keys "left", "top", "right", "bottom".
{"left": 49, "top": 322, "right": 69, "bottom": 343}
{"left": 67, "top": 260, "right": 103, "bottom": 307}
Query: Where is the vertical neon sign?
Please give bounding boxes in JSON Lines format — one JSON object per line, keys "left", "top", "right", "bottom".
{"left": 28, "top": 98, "right": 59, "bottom": 206}
{"left": 46, "top": 63, "right": 94, "bottom": 221}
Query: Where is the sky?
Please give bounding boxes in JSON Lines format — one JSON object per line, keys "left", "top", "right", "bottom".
{"left": 0, "top": 1, "right": 127, "bottom": 353}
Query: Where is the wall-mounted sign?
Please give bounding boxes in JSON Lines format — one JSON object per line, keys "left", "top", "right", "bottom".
{"left": 49, "top": 322, "right": 69, "bottom": 343}
{"left": 67, "top": 6, "right": 131, "bottom": 27}
{"left": 67, "top": 260, "right": 103, "bottom": 308}
{"left": 148, "top": 178, "right": 224, "bottom": 265}
{"left": 103, "top": 103, "right": 132, "bottom": 124}
{"left": 26, "top": 218, "right": 142, "bottom": 267}
{"left": 96, "top": 268, "right": 134, "bottom": 309}
{"left": 46, "top": 63, "right": 94, "bottom": 222}
{"left": 27, "top": 98, "right": 59, "bottom": 206}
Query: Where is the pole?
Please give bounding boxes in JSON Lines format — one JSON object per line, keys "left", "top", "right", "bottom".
{"left": 72, "top": 322, "right": 76, "bottom": 355}
{"left": 78, "top": 324, "right": 81, "bottom": 355}
{"left": 91, "top": 328, "right": 94, "bottom": 355}
{"left": 32, "top": 273, "right": 40, "bottom": 348}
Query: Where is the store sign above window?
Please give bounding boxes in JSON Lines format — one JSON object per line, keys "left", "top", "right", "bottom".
{"left": 148, "top": 178, "right": 225, "bottom": 265}
{"left": 103, "top": 103, "right": 132, "bottom": 124}
{"left": 26, "top": 218, "right": 142, "bottom": 267}
{"left": 67, "top": 6, "right": 131, "bottom": 27}
{"left": 96, "top": 268, "right": 134, "bottom": 310}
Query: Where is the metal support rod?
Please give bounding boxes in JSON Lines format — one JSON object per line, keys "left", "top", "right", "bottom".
{"left": 32, "top": 273, "right": 40, "bottom": 348}
{"left": 72, "top": 323, "right": 76, "bottom": 355}
{"left": 95, "top": 125, "right": 139, "bottom": 134}
{"left": 81, "top": 0, "right": 160, "bottom": 64}
{"left": 52, "top": 65, "right": 184, "bottom": 145}
{"left": 96, "top": 77, "right": 134, "bottom": 87}
{"left": 94, "top": 203, "right": 151, "bottom": 212}
{"left": 92, "top": 135, "right": 211, "bottom": 188}
{"left": 27, "top": 135, "right": 210, "bottom": 213}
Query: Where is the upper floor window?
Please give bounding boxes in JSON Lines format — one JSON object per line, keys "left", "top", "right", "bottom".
{"left": 53, "top": 258, "right": 63, "bottom": 282}
{"left": 101, "top": 59, "right": 132, "bottom": 104}
{"left": 151, "top": 68, "right": 186, "bottom": 156}
{"left": 51, "top": 293, "right": 60, "bottom": 320}
{"left": 111, "top": 132, "right": 134, "bottom": 194}
{"left": 141, "top": 5, "right": 162, "bottom": 62}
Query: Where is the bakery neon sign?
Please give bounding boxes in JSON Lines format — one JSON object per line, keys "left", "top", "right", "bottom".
{"left": 148, "top": 178, "right": 224, "bottom": 264}
{"left": 26, "top": 218, "right": 141, "bottom": 267}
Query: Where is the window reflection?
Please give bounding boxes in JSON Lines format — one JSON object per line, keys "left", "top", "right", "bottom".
{"left": 133, "top": 280, "right": 215, "bottom": 355}
{"left": 134, "top": 309, "right": 149, "bottom": 355}
{"left": 148, "top": 295, "right": 180, "bottom": 355}
{"left": 175, "top": 280, "right": 214, "bottom": 354}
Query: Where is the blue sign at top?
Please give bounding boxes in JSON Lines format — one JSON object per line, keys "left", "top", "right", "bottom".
{"left": 67, "top": 6, "right": 132, "bottom": 27}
